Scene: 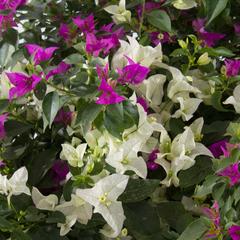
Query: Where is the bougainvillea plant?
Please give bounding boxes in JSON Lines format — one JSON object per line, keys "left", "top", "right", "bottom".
{"left": 1, "top": 0, "right": 240, "bottom": 239}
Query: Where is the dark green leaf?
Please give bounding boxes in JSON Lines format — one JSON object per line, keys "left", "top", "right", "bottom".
{"left": 205, "top": 0, "right": 229, "bottom": 25}
{"left": 46, "top": 211, "right": 65, "bottom": 224}
{"left": 147, "top": 10, "right": 171, "bottom": 32}
{"left": 119, "top": 179, "right": 159, "bottom": 203}
{"left": 0, "top": 43, "right": 15, "bottom": 67}
{"left": 5, "top": 120, "right": 32, "bottom": 137}
{"left": 177, "top": 218, "right": 208, "bottom": 240}
{"left": 34, "top": 81, "right": 47, "bottom": 100}
{"left": 0, "top": 99, "right": 9, "bottom": 114}
{"left": 201, "top": 47, "right": 235, "bottom": 57}
{"left": 76, "top": 100, "right": 103, "bottom": 135}
{"left": 0, "top": 216, "right": 13, "bottom": 231}
{"left": 212, "top": 182, "right": 226, "bottom": 201}
{"left": 11, "top": 229, "right": 31, "bottom": 240}
{"left": 3, "top": 29, "right": 18, "bottom": 46}
{"left": 42, "top": 91, "right": 60, "bottom": 127}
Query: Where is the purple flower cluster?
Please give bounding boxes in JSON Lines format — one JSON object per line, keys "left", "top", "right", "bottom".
{"left": 192, "top": 18, "right": 225, "bottom": 47}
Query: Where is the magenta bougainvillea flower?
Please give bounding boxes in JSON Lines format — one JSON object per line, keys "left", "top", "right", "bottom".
{"left": 192, "top": 18, "right": 225, "bottom": 47}
{"left": 46, "top": 61, "right": 71, "bottom": 80}
{"left": 203, "top": 201, "right": 222, "bottom": 239}
{"left": 0, "top": 113, "right": 8, "bottom": 139}
{"left": 137, "top": 96, "right": 148, "bottom": 112}
{"left": 6, "top": 72, "right": 42, "bottom": 100}
{"left": 0, "top": 161, "right": 6, "bottom": 168}
{"left": 225, "top": 59, "right": 240, "bottom": 77}
{"left": 85, "top": 33, "right": 104, "bottom": 57}
{"left": 96, "top": 64, "right": 124, "bottom": 105}
{"left": 51, "top": 160, "right": 69, "bottom": 185}
{"left": 0, "top": 0, "right": 26, "bottom": 33}
{"left": 54, "top": 108, "right": 73, "bottom": 126}
{"left": 25, "top": 44, "right": 59, "bottom": 65}
{"left": 147, "top": 149, "right": 160, "bottom": 171}
{"left": 73, "top": 14, "right": 95, "bottom": 34}
{"left": 229, "top": 225, "right": 240, "bottom": 240}
{"left": 149, "top": 32, "right": 172, "bottom": 46}
{"left": 58, "top": 23, "right": 70, "bottom": 41}
{"left": 208, "top": 139, "right": 228, "bottom": 158}
{"left": 100, "top": 35, "right": 120, "bottom": 55}
{"left": 117, "top": 56, "right": 150, "bottom": 85}
{"left": 217, "top": 162, "right": 240, "bottom": 186}
{"left": 100, "top": 23, "right": 125, "bottom": 39}
{"left": 234, "top": 23, "right": 240, "bottom": 37}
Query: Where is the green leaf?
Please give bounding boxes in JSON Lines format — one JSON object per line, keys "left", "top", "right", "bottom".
{"left": 104, "top": 101, "right": 138, "bottom": 139}
{"left": 124, "top": 202, "right": 161, "bottom": 239}
{"left": 3, "top": 28, "right": 18, "bottom": 46}
{"left": 0, "top": 99, "right": 9, "bottom": 114}
{"left": 42, "top": 91, "right": 60, "bottom": 127}
{"left": 147, "top": 10, "right": 171, "bottom": 32}
{"left": 157, "top": 202, "right": 194, "bottom": 233}
{"left": 0, "top": 216, "right": 13, "bottom": 231}
{"left": 201, "top": 47, "right": 235, "bottom": 58}
{"left": 212, "top": 182, "right": 226, "bottom": 201}
{"left": 28, "top": 148, "right": 58, "bottom": 185}
{"left": 211, "top": 91, "right": 229, "bottom": 112}
{"left": 5, "top": 120, "right": 32, "bottom": 137}
{"left": 64, "top": 53, "right": 84, "bottom": 64}
{"left": 0, "top": 43, "right": 15, "bottom": 67}
{"left": 178, "top": 156, "right": 213, "bottom": 188}
{"left": 34, "top": 81, "right": 47, "bottom": 100}
{"left": 205, "top": 0, "right": 229, "bottom": 25}
{"left": 11, "top": 229, "right": 31, "bottom": 240}
{"left": 119, "top": 179, "right": 159, "bottom": 203}
{"left": 76, "top": 100, "right": 103, "bottom": 135}
{"left": 46, "top": 211, "right": 65, "bottom": 224}
{"left": 177, "top": 218, "right": 208, "bottom": 240}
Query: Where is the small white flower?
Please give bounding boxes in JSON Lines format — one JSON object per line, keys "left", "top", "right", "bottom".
{"left": 32, "top": 187, "right": 58, "bottom": 211}
{"left": 104, "top": 0, "right": 131, "bottom": 24}
{"left": 56, "top": 194, "right": 92, "bottom": 225}
{"left": 76, "top": 174, "right": 129, "bottom": 238}
{"left": 60, "top": 143, "right": 87, "bottom": 167}
{"left": 58, "top": 215, "right": 77, "bottom": 236}
{"left": 106, "top": 139, "right": 147, "bottom": 178}
{"left": 172, "top": 97, "right": 202, "bottom": 121}
{"left": 223, "top": 84, "right": 240, "bottom": 114}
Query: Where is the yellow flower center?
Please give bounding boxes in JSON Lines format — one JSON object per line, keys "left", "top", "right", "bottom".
{"left": 121, "top": 158, "right": 129, "bottom": 165}
{"left": 98, "top": 193, "right": 111, "bottom": 206}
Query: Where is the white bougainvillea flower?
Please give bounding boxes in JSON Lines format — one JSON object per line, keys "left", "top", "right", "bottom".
{"left": 56, "top": 194, "right": 92, "bottom": 225}
{"left": 223, "top": 84, "right": 240, "bottom": 114}
{"left": 186, "top": 117, "right": 204, "bottom": 141}
{"left": 133, "top": 74, "right": 166, "bottom": 107}
{"left": 76, "top": 174, "right": 129, "bottom": 238}
{"left": 155, "top": 126, "right": 213, "bottom": 187}
{"left": 106, "top": 139, "right": 147, "bottom": 178}
{"left": 60, "top": 143, "right": 87, "bottom": 167}
{"left": 112, "top": 36, "right": 162, "bottom": 69}
{"left": 172, "top": 97, "right": 203, "bottom": 121}
{"left": 172, "top": 0, "right": 197, "bottom": 10}
{"left": 58, "top": 215, "right": 77, "bottom": 236}
{"left": 104, "top": 0, "right": 131, "bottom": 25}
{"left": 32, "top": 187, "right": 58, "bottom": 211}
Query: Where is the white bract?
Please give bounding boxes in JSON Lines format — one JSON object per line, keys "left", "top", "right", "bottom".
{"left": 133, "top": 74, "right": 166, "bottom": 108}
{"left": 56, "top": 194, "right": 92, "bottom": 225}
{"left": 104, "top": 0, "right": 131, "bottom": 25}
{"left": 172, "top": 0, "right": 197, "bottom": 10}
{"left": 76, "top": 174, "right": 129, "bottom": 238}
{"left": 172, "top": 97, "right": 202, "bottom": 121}
{"left": 60, "top": 143, "right": 87, "bottom": 167}
{"left": 155, "top": 123, "right": 213, "bottom": 187}
{"left": 223, "top": 84, "right": 240, "bottom": 114}
{"left": 106, "top": 139, "right": 147, "bottom": 178}
{"left": 58, "top": 215, "right": 77, "bottom": 236}
{"left": 32, "top": 187, "right": 58, "bottom": 211}
{"left": 112, "top": 36, "right": 162, "bottom": 69}
{"left": 0, "top": 167, "right": 31, "bottom": 204}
